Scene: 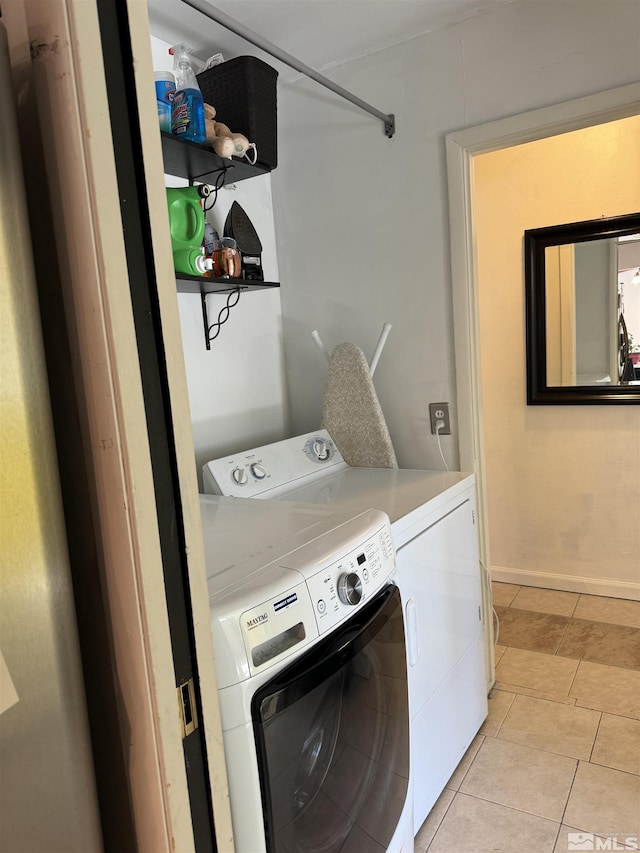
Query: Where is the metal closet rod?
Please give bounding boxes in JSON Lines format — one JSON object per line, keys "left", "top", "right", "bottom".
{"left": 180, "top": 0, "right": 396, "bottom": 138}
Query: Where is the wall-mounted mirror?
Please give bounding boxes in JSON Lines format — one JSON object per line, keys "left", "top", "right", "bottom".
{"left": 524, "top": 212, "right": 640, "bottom": 404}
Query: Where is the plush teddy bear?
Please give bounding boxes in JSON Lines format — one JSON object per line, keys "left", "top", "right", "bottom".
{"left": 203, "top": 103, "right": 251, "bottom": 159}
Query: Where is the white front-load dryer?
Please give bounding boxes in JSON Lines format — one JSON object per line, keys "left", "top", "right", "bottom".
{"left": 200, "top": 495, "right": 414, "bottom": 853}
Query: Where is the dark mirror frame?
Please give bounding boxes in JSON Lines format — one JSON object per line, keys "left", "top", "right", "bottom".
{"left": 524, "top": 212, "right": 640, "bottom": 405}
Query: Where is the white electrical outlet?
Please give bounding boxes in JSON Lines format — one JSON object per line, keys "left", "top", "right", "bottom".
{"left": 429, "top": 402, "right": 452, "bottom": 435}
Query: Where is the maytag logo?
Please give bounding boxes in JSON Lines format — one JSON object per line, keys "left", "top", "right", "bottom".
{"left": 246, "top": 613, "right": 268, "bottom": 629}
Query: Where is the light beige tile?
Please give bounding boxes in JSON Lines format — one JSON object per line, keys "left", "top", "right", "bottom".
{"left": 494, "top": 643, "right": 507, "bottom": 666}
{"left": 479, "top": 689, "right": 516, "bottom": 737}
{"left": 497, "top": 694, "right": 600, "bottom": 759}
{"left": 495, "top": 647, "right": 579, "bottom": 695}
{"left": 574, "top": 595, "right": 640, "bottom": 629}
{"left": 494, "top": 680, "right": 577, "bottom": 705}
{"left": 569, "top": 661, "right": 640, "bottom": 717}
{"left": 428, "top": 793, "right": 559, "bottom": 852}
{"left": 414, "top": 788, "right": 455, "bottom": 852}
{"left": 511, "top": 587, "right": 579, "bottom": 617}
{"left": 554, "top": 825, "right": 639, "bottom": 852}
{"left": 591, "top": 713, "right": 640, "bottom": 775}
{"left": 445, "top": 734, "right": 484, "bottom": 791}
{"left": 492, "top": 581, "right": 520, "bottom": 607}
{"left": 564, "top": 762, "right": 640, "bottom": 840}
{"left": 459, "top": 737, "right": 577, "bottom": 821}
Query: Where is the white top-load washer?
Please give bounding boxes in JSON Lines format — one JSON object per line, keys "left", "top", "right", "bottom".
{"left": 203, "top": 432, "right": 491, "bottom": 834}
{"left": 200, "top": 495, "right": 414, "bottom": 853}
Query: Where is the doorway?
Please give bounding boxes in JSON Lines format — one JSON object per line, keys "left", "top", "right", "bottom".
{"left": 446, "top": 83, "right": 640, "bottom": 598}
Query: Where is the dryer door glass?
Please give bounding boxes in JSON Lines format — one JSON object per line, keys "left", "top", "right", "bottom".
{"left": 252, "top": 585, "right": 409, "bottom": 853}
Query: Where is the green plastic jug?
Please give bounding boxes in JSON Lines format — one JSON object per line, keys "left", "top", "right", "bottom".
{"left": 173, "top": 247, "right": 212, "bottom": 277}
{"left": 166, "top": 184, "right": 211, "bottom": 274}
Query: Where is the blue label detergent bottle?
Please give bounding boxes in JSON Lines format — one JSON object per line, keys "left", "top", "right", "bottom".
{"left": 170, "top": 44, "right": 206, "bottom": 143}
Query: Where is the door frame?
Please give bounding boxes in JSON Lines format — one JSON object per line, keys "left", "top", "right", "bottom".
{"left": 13, "top": 0, "right": 235, "bottom": 849}
{"left": 445, "top": 83, "right": 640, "bottom": 579}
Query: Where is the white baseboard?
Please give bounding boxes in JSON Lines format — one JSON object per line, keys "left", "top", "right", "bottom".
{"left": 490, "top": 566, "right": 640, "bottom": 602}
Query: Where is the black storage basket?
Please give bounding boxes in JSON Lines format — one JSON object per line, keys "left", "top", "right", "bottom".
{"left": 197, "top": 56, "right": 278, "bottom": 170}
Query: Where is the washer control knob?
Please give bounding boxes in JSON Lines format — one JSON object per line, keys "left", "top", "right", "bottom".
{"left": 250, "top": 463, "right": 267, "bottom": 480}
{"left": 313, "top": 439, "right": 330, "bottom": 461}
{"left": 337, "top": 572, "right": 363, "bottom": 606}
{"left": 231, "top": 467, "right": 248, "bottom": 485}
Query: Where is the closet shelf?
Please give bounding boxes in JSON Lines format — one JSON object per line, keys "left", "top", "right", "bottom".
{"left": 161, "top": 132, "right": 272, "bottom": 184}
{"left": 176, "top": 275, "right": 280, "bottom": 349}
{"left": 176, "top": 274, "right": 279, "bottom": 295}
{"left": 163, "top": 134, "right": 279, "bottom": 349}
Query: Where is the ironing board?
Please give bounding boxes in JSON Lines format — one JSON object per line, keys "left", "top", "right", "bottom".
{"left": 321, "top": 342, "right": 398, "bottom": 468}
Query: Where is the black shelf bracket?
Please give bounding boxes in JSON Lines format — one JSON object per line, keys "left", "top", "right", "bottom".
{"left": 175, "top": 275, "right": 281, "bottom": 348}
{"left": 201, "top": 286, "right": 241, "bottom": 349}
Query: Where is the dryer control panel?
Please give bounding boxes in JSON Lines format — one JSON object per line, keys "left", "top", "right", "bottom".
{"left": 202, "top": 430, "right": 347, "bottom": 499}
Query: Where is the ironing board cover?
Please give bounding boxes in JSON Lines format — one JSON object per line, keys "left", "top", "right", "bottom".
{"left": 321, "top": 342, "right": 398, "bottom": 468}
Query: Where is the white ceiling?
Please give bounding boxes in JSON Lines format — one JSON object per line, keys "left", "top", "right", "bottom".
{"left": 148, "top": 0, "right": 515, "bottom": 76}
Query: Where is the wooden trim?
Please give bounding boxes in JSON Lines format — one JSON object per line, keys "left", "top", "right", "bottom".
{"left": 491, "top": 566, "right": 640, "bottom": 601}
{"left": 22, "top": 0, "right": 195, "bottom": 849}
{"left": 126, "top": 2, "right": 236, "bottom": 850}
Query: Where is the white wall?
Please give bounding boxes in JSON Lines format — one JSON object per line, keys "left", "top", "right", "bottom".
{"left": 151, "top": 36, "right": 289, "bottom": 485}
{"left": 474, "top": 118, "right": 640, "bottom": 596}
{"left": 271, "top": 0, "right": 640, "bottom": 470}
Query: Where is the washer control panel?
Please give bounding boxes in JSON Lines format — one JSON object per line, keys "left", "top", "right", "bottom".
{"left": 202, "top": 430, "right": 346, "bottom": 498}
{"left": 303, "top": 521, "right": 394, "bottom": 634}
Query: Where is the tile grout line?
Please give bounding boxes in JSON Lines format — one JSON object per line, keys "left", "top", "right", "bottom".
{"left": 558, "top": 758, "right": 580, "bottom": 830}
{"left": 492, "top": 689, "right": 517, "bottom": 738}
{"left": 566, "top": 656, "right": 581, "bottom": 699}
{"left": 553, "top": 610, "right": 574, "bottom": 656}
{"left": 570, "top": 593, "right": 581, "bottom": 619}
{"left": 587, "top": 711, "right": 604, "bottom": 764}
{"left": 423, "top": 791, "right": 458, "bottom": 852}
{"left": 551, "top": 821, "right": 564, "bottom": 853}
{"left": 447, "top": 787, "right": 567, "bottom": 827}
{"left": 447, "top": 735, "right": 486, "bottom": 793}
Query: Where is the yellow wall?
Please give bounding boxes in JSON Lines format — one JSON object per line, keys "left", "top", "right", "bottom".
{"left": 474, "top": 116, "right": 640, "bottom": 596}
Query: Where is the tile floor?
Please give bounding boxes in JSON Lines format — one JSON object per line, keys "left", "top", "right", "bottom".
{"left": 415, "top": 584, "right": 640, "bottom": 852}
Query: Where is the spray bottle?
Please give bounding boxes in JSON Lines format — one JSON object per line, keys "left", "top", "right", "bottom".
{"left": 170, "top": 44, "right": 206, "bottom": 143}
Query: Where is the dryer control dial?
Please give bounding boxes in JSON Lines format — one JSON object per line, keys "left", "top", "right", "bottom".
{"left": 231, "top": 467, "right": 248, "bottom": 486}
{"left": 303, "top": 435, "right": 334, "bottom": 463}
{"left": 337, "top": 572, "right": 363, "bottom": 606}
{"left": 313, "top": 439, "right": 330, "bottom": 460}
{"left": 250, "top": 463, "right": 267, "bottom": 480}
